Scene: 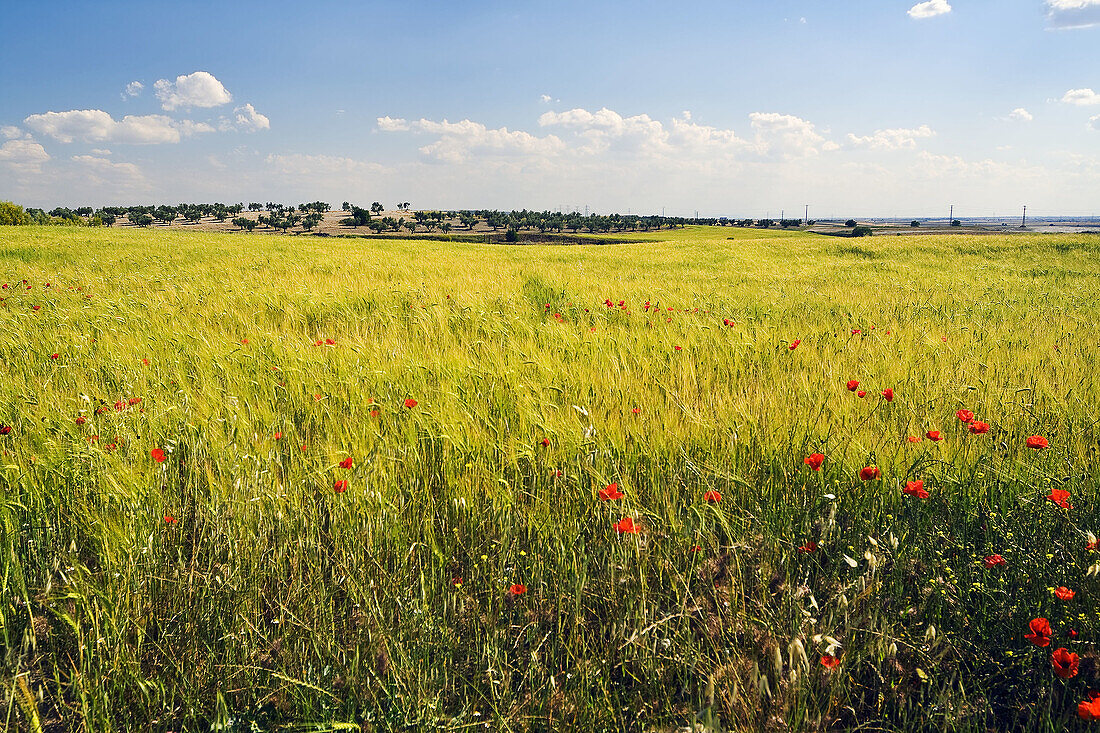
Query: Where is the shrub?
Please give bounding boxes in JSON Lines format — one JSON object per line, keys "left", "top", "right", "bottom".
{"left": 845, "top": 219, "right": 858, "bottom": 227}
{"left": 0, "top": 201, "right": 32, "bottom": 225}
{"left": 505, "top": 227, "right": 519, "bottom": 242}
{"left": 911, "top": 220, "right": 921, "bottom": 227}
{"left": 851, "top": 225, "right": 873, "bottom": 237}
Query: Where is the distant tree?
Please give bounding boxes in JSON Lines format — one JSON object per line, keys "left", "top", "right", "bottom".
{"left": 97, "top": 210, "right": 117, "bottom": 227}
{"left": 381, "top": 216, "right": 398, "bottom": 232}
{"left": 440, "top": 222, "right": 451, "bottom": 234}
{"left": 402, "top": 220, "right": 417, "bottom": 234}
{"left": 232, "top": 216, "right": 257, "bottom": 232}
{"left": 399, "top": 202, "right": 410, "bottom": 211}
{"left": 368, "top": 220, "right": 387, "bottom": 234}
{"left": 371, "top": 202, "right": 384, "bottom": 216}
{"left": 757, "top": 219, "right": 774, "bottom": 228}
{"left": 0, "top": 201, "right": 32, "bottom": 225}
{"left": 845, "top": 219, "right": 857, "bottom": 227}
{"left": 951, "top": 219, "right": 962, "bottom": 227}
{"left": 133, "top": 213, "right": 154, "bottom": 227}
{"left": 505, "top": 227, "right": 519, "bottom": 242}
{"left": 459, "top": 212, "right": 479, "bottom": 229}
{"left": 342, "top": 201, "right": 351, "bottom": 211}
{"left": 339, "top": 206, "right": 372, "bottom": 228}
{"left": 75, "top": 206, "right": 93, "bottom": 217}
{"left": 248, "top": 203, "right": 262, "bottom": 212}
{"left": 911, "top": 220, "right": 921, "bottom": 227}
{"left": 851, "top": 225, "right": 873, "bottom": 237}
{"left": 301, "top": 213, "right": 323, "bottom": 232}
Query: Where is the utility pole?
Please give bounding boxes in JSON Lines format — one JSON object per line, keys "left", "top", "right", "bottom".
{"left": 1021, "top": 205, "right": 1027, "bottom": 228}
{"left": 804, "top": 204, "right": 809, "bottom": 224}
{"left": 949, "top": 205, "right": 953, "bottom": 225}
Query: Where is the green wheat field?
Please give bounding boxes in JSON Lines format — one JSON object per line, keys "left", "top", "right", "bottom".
{"left": 3, "top": 225, "right": 1100, "bottom": 731}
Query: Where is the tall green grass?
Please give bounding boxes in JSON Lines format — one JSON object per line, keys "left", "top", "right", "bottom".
{"left": 2, "top": 225, "right": 1100, "bottom": 731}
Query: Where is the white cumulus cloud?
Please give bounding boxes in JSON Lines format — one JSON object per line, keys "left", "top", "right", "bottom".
{"left": 1090, "top": 114, "right": 1100, "bottom": 131}
{"left": 123, "top": 81, "right": 144, "bottom": 98}
{"left": 748, "top": 112, "right": 830, "bottom": 158}
{"left": 231, "top": 103, "right": 270, "bottom": 132}
{"left": 382, "top": 117, "right": 567, "bottom": 163}
{"left": 846, "top": 124, "right": 935, "bottom": 150}
{"left": 0, "top": 139, "right": 50, "bottom": 173}
{"left": 1, "top": 125, "right": 24, "bottom": 139}
{"left": 23, "top": 109, "right": 213, "bottom": 144}
{"left": 376, "top": 116, "right": 410, "bottom": 132}
{"left": 1061, "top": 88, "right": 1100, "bottom": 105}
{"left": 908, "top": 0, "right": 951, "bottom": 19}
{"left": 1046, "top": 0, "right": 1100, "bottom": 28}
{"left": 1008, "top": 107, "right": 1034, "bottom": 121}
{"left": 153, "top": 71, "right": 232, "bottom": 111}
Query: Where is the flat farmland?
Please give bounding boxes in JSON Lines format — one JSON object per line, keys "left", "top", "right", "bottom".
{"left": 3, "top": 225, "right": 1100, "bottom": 731}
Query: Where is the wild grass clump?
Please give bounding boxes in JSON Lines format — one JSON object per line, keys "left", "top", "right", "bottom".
{"left": 2, "top": 226, "right": 1100, "bottom": 731}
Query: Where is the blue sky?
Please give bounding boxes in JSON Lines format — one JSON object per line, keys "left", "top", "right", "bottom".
{"left": 2, "top": 0, "right": 1099, "bottom": 216}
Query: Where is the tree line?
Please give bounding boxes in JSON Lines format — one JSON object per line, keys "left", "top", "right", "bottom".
{"left": 1, "top": 199, "right": 821, "bottom": 233}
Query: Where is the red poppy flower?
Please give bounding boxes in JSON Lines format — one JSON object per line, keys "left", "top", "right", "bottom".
{"left": 274, "top": 432, "right": 283, "bottom": 440}
{"left": 150, "top": 448, "right": 166, "bottom": 463}
{"left": 857, "top": 390, "right": 866, "bottom": 398}
{"left": 1070, "top": 629, "right": 1079, "bottom": 639}
{"left": 1056, "top": 586, "right": 1076, "bottom": 601}
{"left": 968, "top": 421, "right": 990, "bottom": 434}
{"left": 1089, "top": 536, "right": 1099, "bottom": 551}
{"left": 1079, "top": 693, "right": 1100, "bottom": 721}
{"left": 75, "top": 416, "right": 87, "bottom": 426}
{"left": 599, "top": 483, "right": 624, "bottom": 501}
{"left": 1026, "top": 435, "right": 1049, "bottom": 450}
{"left": 983, "top": 554, "right": 1006, "bottom": 569}
{"left": 539, "top": 438, "right": 550, "bottom": 447}
{"left": 452, "top": 576, "right": 463, "bottom": 587}
{"left": 798, "top": 541, "right": 818, "bottom": 553}
{"left": 956, "top": 409, "right": 974, "bottom": 423}
{"left": 325, "top": 338, "right": 336, "bottom": 345}
{"left": 1025, "top": 617, "right": 1053, "bottom": 647}
{"left": 674, "top": 345, "right": 682, "bottom": 351}
{"left": 903, "top": 480, "right": 929, "bottom": 499}
{"left": 33, "top": 305, "right": 41, "bottom": 311}
{"left": 859, "top": 466, "right": 881, "bottom": 481}
{"left": 369, "top": 409, "right": 379, "bottom": 418}
{"left": 846, "top": 380, "right": 859, "bottom": 391}
{"left": 339, "top": 456, "right": 353, "bottom": 469}
{"left": 851, "top": 329, "right": 861, "bottom": 335}
{"left": 404, "top": 398, "right": 417, "bottom": 409}
{"left": 614, "top": 516, "right": 640, "bottom": 534}
{"left": 907, "top": 436, "right": 921, "bottom": 443}
{"left": 631, "top": 407, "right": 640, "bottom": 414}
{"left": 49, "top": 353, "right": 59, "bottom": 360}
{"left": 164, "top": 515, "right": 177, "bottom": 524}
{"left": 314, "top": 339, "right": 323, "bottom": 346}
{"left": 703, "top": 490, "right": 722, "bottom": 503}
{"left": 300, "top": 444, "right": 308, "bottom": 451}
{"left": 1052, "top": 648, "right": 1080, "bottom": 679}
{"left": 882, "top": 388, "right": 894, "bottom": 402}
{"left": 334, "top": 479, "right": 348, "bottom": 493}
{"left": 509, "top": 583, "right": 527, "bottom": 596}
{"left": 804, "top": 453, "right": 825, "bottom": 471}
{"left": 789, "top": 339, "right": 801, "bottom": 350}
{"left": 1047, "top": 489, "right": 1071, "bottom": 509}
{"left": 820, "top": 654, "right": 841, "bottom": 669}
{"left": 926, "top": 430, "right": 942, "bottom": 441}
